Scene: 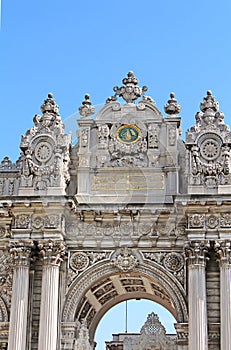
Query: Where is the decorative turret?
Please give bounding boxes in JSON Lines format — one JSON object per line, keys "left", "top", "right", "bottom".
{"left": 187, "top": 91, "right": 229, "bottom": 136}
{"left": 107, "top": 71, "right": 148, "bottom": 104}
{"left": 164, "top": 92, "right": 181, "bottom": 115}
{"left": 78, "top": 94, "right": 95, "bottom": 118}
{"left": 18, "top": 93, "right": 72, "bottom": 195}
{"left": 186, "top": 90, "right": 231, "bottom": 192}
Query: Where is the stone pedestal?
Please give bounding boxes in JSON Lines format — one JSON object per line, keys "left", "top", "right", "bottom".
{"left": 215, "top": 241, "right": 231, "bottom": 349}
{"left": 38, "top": 241, "right": 65, "bottom": 350}
{"left": 185, "top": 241, "right": 209, "bottom": 350}
{"left": 8, "top": 241, "right": 33, "bottom": 350}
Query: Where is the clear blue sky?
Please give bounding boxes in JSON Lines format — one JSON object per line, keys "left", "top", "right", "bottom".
{"left": 1, "top": 1, "right": 231, "bottom": 348}
{"left": 1, "top": 0, "right": 231, "bottom": 162}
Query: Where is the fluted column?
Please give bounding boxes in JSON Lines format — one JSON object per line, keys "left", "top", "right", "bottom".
{"left": 8, "top": 240, "right": 33, "bottom": 350}
{"left": 38, "top": 240, "right": 65, "bottom": 350}
{"left": 215, "top": 240, "right": 231, "bottom": 349}
{"left": 185, "top": 241, "right": 209, "bottom": 350}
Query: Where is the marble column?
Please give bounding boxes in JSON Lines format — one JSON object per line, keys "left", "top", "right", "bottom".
{"left": 185, "top": 241, "right": 209, "bottom": 350}
{"left": 38, "top": 240, "right": 65, "bottom": 350}
{"left": 8, "top": 240, "right": 33, "bottom": 350}
{"left": 215, "top": 240, "right": 231, "bottom": 349}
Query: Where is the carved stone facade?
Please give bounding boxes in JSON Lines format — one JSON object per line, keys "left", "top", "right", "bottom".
{"left": 0, "top": 72, "right": 230, "bottom": 349}
{"left": 106, "top": 312, "right": 177, "bottom": 350}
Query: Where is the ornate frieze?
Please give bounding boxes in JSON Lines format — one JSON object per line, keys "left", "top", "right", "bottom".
{"left": 188, "top": 212, "right": 231, "bottom": 230}
{"left": 65, "top": 215, "right": 186, "bottom": 248}
{"left": 188, "top": 214, "right": 205, "bottom": 228}
{"left": 220, "top": 213, "right": 231, "bottom": 227}
{"left": 14, "top": 214, "right": 30, "bottom": 229}
{"left": 14, "top": 214, "right": 62, "bottom": 230}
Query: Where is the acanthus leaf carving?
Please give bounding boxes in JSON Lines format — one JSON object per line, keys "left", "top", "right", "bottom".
{"left": 38, "top": 240, "right": 66, "bottom": 267}
{"left": 185, "top": 241, "right": 210, "bottom": 266}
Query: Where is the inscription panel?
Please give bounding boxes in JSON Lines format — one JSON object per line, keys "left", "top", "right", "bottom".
{"left": 91, "top": 173, "right": 165, "bottom": 193}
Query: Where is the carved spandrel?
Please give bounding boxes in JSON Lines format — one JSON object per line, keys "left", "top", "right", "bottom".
{"left": 185, "top": 241, "right": 209, "bottom": 266}
{"left": 38, "top": 240, "right": 66, "bottom": 267}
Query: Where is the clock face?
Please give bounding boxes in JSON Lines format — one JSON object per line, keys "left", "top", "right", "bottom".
{"left": 116, "top": 124, "right": 141, "bottom": 144}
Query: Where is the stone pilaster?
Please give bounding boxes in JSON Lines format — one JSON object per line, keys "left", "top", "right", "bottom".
{"left": 215, "top": 240, "right": 231, "bottom": 349}
{"left": 8, "top": 240, "right": 34, "bottom": 350}
{"left": 185, "top": 241, "right": 209, "bottom": 350}
{"left": 38, "top": 240, "right": 65, "bottom": 350}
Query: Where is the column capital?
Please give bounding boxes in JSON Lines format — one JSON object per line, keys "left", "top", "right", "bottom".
{"left": 185, "top": 240, "right": 209, "bottom": 266}
{"left": 38, "top": 240, "right": 66, "bottom": 267}
{"left": 9, "top": 240, "right": 34, "bottom": 267}
{"left": 214, "top": 240, "right": 231, "bottom": 266}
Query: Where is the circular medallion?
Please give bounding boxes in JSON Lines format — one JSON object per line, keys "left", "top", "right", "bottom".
{"left": 34, "top": 141, "right": 53, "bottom": 163}
{"left": 116, "top": 124, "right": 141, "bottom": 144}
{"left": 200, "top": 139, "right": 220, "bottom": 161}
{"left": 163, "top": 252, "right": 183, "bottom": 272}
{"left": 206, "top": 215, "right": 219, "bottom": 229}
{"left": 70, "top": 252, "right": 89, "bottom": 272}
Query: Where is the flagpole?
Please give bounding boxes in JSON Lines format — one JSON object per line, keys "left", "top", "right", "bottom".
{"left": 125, "top": 300, "right": 128, "bottom": 333}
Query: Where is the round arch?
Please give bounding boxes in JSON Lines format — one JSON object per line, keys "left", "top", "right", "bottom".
{"left": 62, "top": 260, "right": 188, "bottom": 342}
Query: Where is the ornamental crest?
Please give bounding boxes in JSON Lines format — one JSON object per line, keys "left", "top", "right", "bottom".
{"left": 112, "top": 247, "right": 138, "bottom": 272}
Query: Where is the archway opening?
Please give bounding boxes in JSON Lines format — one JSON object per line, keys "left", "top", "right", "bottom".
{"left": 95, "top": 299, "right": 176, "bottom": 349}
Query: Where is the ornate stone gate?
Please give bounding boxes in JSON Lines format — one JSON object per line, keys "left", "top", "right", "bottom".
{"left": 0, "top": 72, "right": 230, "bottom": 349}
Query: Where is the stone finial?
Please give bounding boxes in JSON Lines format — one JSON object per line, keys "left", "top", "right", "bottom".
{"left": 40, "top": 93, "right": 59, "bottom": 116}
{"left": 110, "top": 71, "right": 148, "bottom": 104}
{"left": 164, "top": 92, "right": 181, "bottom": 115}
{"left": 78, "top": 94, "right": 95, "bottom": 118}
{"left": 200, "top": 90, "right": 219, "bottom": 112}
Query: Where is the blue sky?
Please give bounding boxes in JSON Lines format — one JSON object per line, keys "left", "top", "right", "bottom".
{"left": 1, "top": 0, "right": 231, "bottom": 162}
{"left": 1, "top": 0, "right": 231, "bottom": 348}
